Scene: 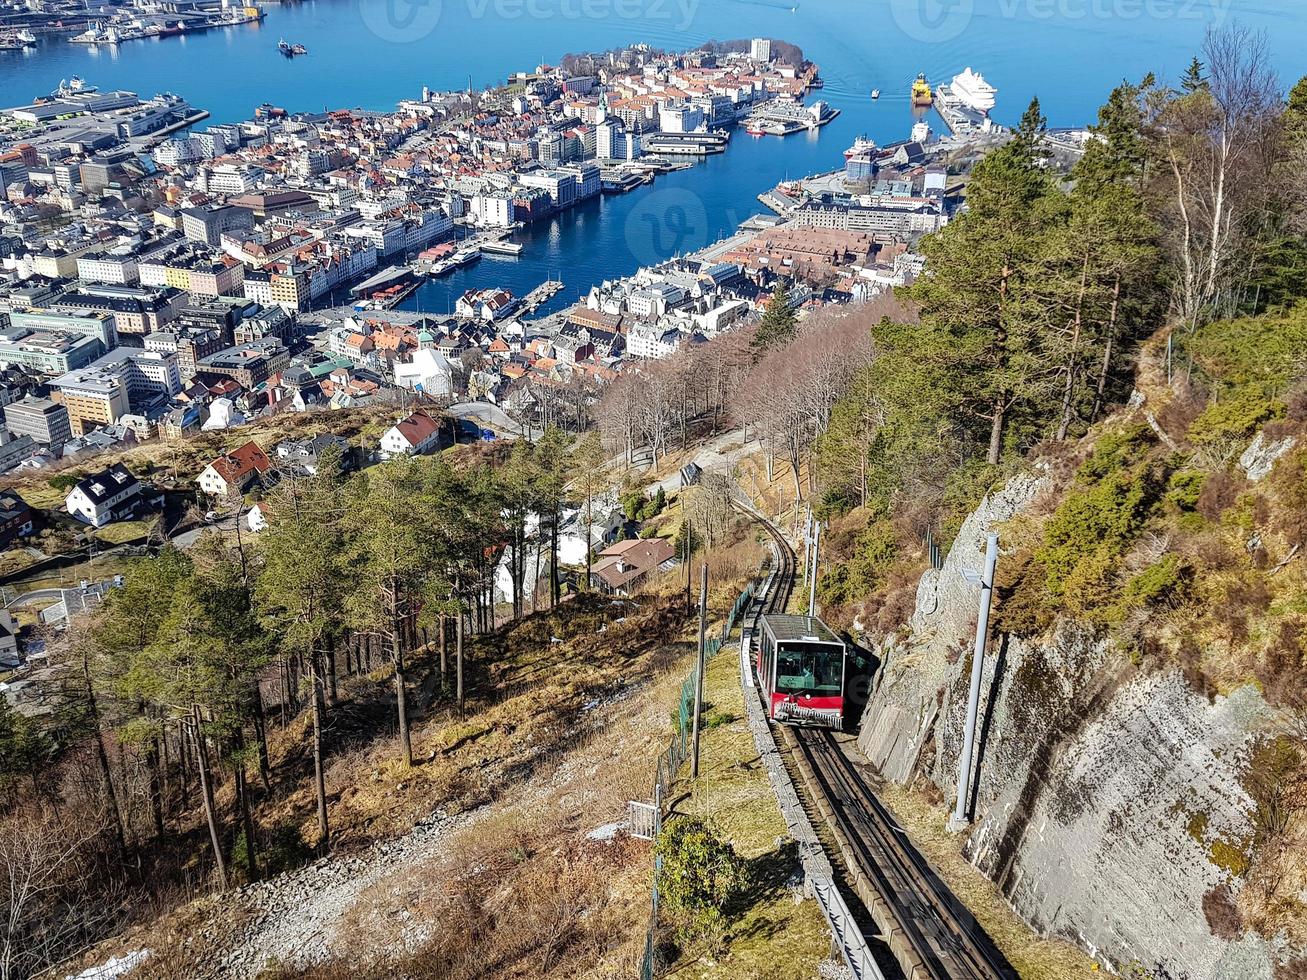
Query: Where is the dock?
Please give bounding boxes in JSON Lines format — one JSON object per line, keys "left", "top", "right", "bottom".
{"left": 521, "top": 280, "right": 564, "bottom": 313}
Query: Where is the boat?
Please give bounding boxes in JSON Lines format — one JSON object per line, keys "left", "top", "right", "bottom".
{"left": 277, "top": 38, "right": 306, "bottom": 57}
{"left": 911, "top": 73, "right": 933, "bottom": 107}
{"left": 844, "top": 135, "right": 876, "bottom": 159}
{"left": 0, "top": 29, "right": 37, "bottom": 48}
{"left": 949, "top": 66, "right": 997, "bottom": 114}
{"left": 871, "top": 88, "right": 880, "bottom": 100}
{"left": 479, "top": 239, "right": 524, "bottom": 256}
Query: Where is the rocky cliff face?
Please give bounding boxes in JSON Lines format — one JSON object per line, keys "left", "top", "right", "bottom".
{"left": 856, "top": 471, "right": 1285, "bottom": 979}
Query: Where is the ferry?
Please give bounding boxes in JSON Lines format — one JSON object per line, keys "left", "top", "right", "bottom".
{"left": 844, "top": 135, "right": 876, "bottom": 159}
{"left": 911, "top": 73, "right": 934, "bottom": 107}
{"left": 949, "top": 66, "right": 997, "bottom": 114}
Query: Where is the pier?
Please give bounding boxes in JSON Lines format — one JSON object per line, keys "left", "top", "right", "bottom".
{"left": 521, "top": 280, "right": 564, "bottom": 313}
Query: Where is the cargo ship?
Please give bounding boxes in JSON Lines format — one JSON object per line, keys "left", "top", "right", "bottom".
{"left": 911, "top": 73, "right": 933, "bottom": 107}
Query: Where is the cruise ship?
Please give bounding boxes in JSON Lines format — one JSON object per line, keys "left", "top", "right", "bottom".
{"left": 950, "top": 67, "right": 997, "bottom": 114}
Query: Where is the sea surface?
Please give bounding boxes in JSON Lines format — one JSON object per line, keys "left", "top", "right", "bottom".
{"left": 2, "top": 0, "right": 1303, "bottom": 316}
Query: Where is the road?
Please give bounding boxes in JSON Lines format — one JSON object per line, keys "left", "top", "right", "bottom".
{"left": 644, "top": 430, "right": 761, "bottom": 497}
{"left": 446, "top": 401, "right": 541, "bottom": 442}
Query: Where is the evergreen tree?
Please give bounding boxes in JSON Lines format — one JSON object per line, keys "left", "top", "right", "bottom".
{"left": 0, "top": 697, "right": 52, "bottom": 795}
{"left": 255, "top": 460, "right": 348, "bottom": 850}
{"left": 1181, "top": 56, "right": 1208, "bottom": 93}
{"left": 911, "top": 97, "right": 1059, "bottom": 464}
{"left": 753, "top": 280, "right": 797, "bottom": 352}
{"left": 343, "top": 458, "right": 432, "bottom": 766}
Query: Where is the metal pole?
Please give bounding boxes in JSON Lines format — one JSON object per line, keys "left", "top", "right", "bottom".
{"left": 950, "top": 532, "right": 999, "bottom": 831}
{"left": 807, "top": 522, "right": 821, "bottom": 617}
{"left": 685, "top": 519, "right": 692, "bottom": 616}
{"left": 690, "top": 562, "right": 708, "bottom": 779}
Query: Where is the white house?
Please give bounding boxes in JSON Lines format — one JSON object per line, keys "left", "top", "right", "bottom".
{"left": 379, "top": 410, "right": 442, "bottom": 459}
{"left": 197, "top": 440, "right": 272, "bottom": 498}
{"left": 65, "top": 463, "right": 143, "bottom": 527}
{"left": 247, "top": 502, "right": 269, "bottom": 533}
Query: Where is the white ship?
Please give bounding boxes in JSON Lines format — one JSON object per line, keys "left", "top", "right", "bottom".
{"left": 950, "top": 67, "right": 996, "bottom": 114}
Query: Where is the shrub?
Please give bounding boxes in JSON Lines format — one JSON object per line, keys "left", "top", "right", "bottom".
{"left": 1038, "top": 465, "right": 1163, "bottom": 599}
{"left": 1121, "top": 554, "right": 1192, "bottom": 609}
{"left": 1165, "top": 470, "right": 1205, "bottom": 514}
{"left": 654, "top": 818, "right": 747, "bottom": 945}
{"left": 1187, "top": 388, "right": 1284, "bottom": 448}
{"left": 47, "top": 472, "right": 80, "bottom": 492}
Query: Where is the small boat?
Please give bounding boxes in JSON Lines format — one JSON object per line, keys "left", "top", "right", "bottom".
{"left": 277, "top": 38, "right": 306, "bottom": 57}
{"left": 871, "top": 88, "right": 880, "bottom": 100}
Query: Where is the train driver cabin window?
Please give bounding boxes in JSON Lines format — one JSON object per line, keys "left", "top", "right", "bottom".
{"left": 776, "top": 642, "right": 842, "bottom": 694}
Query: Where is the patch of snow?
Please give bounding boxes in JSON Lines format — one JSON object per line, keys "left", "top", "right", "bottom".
{"left": 585, "top": 822, "right": 625, "bottom": 842}
{"left": 66, "top": 951, "right": 150, "bottom": 980}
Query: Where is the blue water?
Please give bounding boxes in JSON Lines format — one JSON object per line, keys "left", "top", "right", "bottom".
{"left": 3, "top": 0, "right": 1303, "bottom": 315}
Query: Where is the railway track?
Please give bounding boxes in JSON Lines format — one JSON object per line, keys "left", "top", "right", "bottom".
{"left": 745, "top": 508, "right": 1016, "bottom": 980}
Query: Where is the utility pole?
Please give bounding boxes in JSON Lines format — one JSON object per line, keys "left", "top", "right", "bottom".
{"left": 685, "top": 519, "right": 692, "bottom": 616}
{"left": 807, "top": 521, "right": 821, "bottom": 618}
{"left": 949, "top": 533, "right": 999, "bottom": 832}
{"left": 690, "top": 562, "right": 708, "bottom": 779}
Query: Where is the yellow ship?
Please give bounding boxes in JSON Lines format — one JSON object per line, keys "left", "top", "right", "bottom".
{"left": 911, "top": 73, "right": 934, "bottom": 106}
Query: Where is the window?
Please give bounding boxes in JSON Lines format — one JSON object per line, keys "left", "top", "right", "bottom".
{"left": 775, "top": 642, "right": 842, "bottom": 694}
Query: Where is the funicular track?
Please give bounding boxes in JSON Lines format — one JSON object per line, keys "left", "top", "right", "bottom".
{"left": 744, "top": 506, "right": 1016, "bottom": 980}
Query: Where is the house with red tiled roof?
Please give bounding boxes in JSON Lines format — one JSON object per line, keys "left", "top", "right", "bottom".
{"left": 379, "top": 410, "right": 442, "bottom": 459}
{"left": 198, "top": 440, "right": 273, "bottom": 498}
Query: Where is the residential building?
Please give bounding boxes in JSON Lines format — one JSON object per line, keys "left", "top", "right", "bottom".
{"left": 0, "top": 430, "right": 36, "bottom": 473}
{"left": 273, "top": 434, "right": 355, "bottom": 475}
{"left": 197, "top": 440, "right": 272, "bottom": 497}
{"left": 194, "top": 338, "right": 290, "bottom": 389}
{"left": 379, "top": 410, "right": 442, "bottom": 458}
{"left": 65, "top": 463, "right": 144, "bottom": 528}
{"left": 589, "top": 538, "right": 677, "bottom": 594}
{"left": 0, "top": 491, "right": 33, "bottom": 548}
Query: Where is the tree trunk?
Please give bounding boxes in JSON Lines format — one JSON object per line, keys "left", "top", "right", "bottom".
{"left": 83, "top": 657, "right": 127, "bottom": 860}
{"left": 456, "top": 611, "right": 465, "bottom": 716}
{"left": 439, "top": 615, "right": 448, "bottom": 689}
{"left": 987, "top": 397, "right": 1005, "bottom": 465}
{"left": 1091, "top": 275, "right": 1122, "bottom": 423}
{"left": 392, "top": 622, "right": 412, "bottom": 767}
{"left": 311, "top": 650, "right": 330, "bottom": 850}
{"left": 145, "top": 733, "right": 165, "bottom": 843}
{"left": 252, "top": 689, "right": 271, "bottom": 790}
{"left": 192, "top": 706, "right": 228, "bottom": 891}
{"left": 1057, "top": 252, "right": 1091, "bottom": 441}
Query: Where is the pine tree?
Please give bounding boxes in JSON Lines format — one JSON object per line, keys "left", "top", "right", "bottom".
{"left": 753, "top": 280, "right": 797, "bottom": 352}
{"left": 343, "top": 458, "right": 432, "bottom": 766}
{"left": 255, "top": 460, "right": 348, "bottom": 850}
{"left": 1181, "top": 56, "right": 1208, "bottom": 93}
{"left": 911, "top": 96, "right": 1059, "bottom": 464}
